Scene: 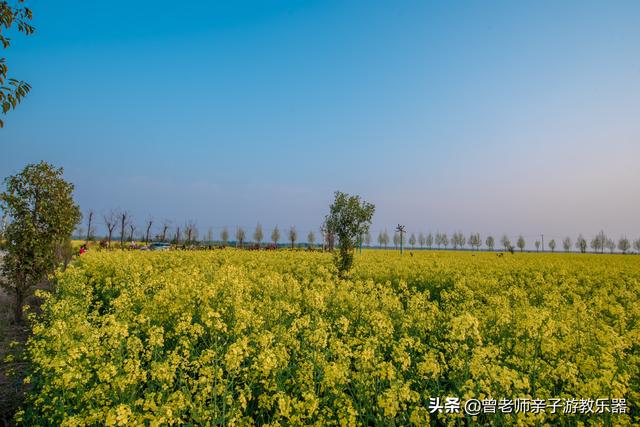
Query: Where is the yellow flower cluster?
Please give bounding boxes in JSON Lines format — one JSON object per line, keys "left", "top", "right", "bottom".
{"left": 19, "top": 250, "right": 640, "bottom": 425}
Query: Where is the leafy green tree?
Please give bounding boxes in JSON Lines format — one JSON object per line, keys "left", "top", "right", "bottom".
{"left": 0, "top": 161, "right": 80, "bottom": 322}
{"left": 324, "top": 191, "right": 375, "bottom": 276}
{"left": 548, "top": 239, "right": 556, "bottom": 252}
{"left": 1, "top": 0, "right": 34, "bottom": 128}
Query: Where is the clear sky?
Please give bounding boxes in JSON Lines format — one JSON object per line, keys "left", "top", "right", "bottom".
{"left": 2, "top": 0, "right": 639, "bottom": 243}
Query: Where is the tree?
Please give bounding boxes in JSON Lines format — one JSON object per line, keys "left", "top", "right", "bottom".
{"left": 485, "top": 235, "right": 495, "bottom": 251}
{"left": 393, "top": 232, "right": 400, "bottom": 249}
{"left": 501, "top": 234, "right": 511, "bottom": 251}
{"left": 605, "top": 238, "right": 615, "bottom": 254}
{"left": 128, "top": 223, "right": 136, "bottom": 243}
{"left": 633, "top": 238, "right": 640, "bottom": 254}
{"left": 173, "top": 226, "right": 181, "bottom": 245}
{"left": 119, "top": 211, "right": 129, "bottom": 248}
{"left": 0, "top": 211, "right": 7, "bottom": 240}
{"left": 103, "top": 211, "right": 117, "bottom": 248}
{"left": 535, "top": 240, "right": 540, "bottom": 252}
{"left": 160, "top": 220, "right": 170, "bottom": 242}
{"left": 618, "top": 237, "right": 630, "bottom": 254}
{"left": 253, "top": 222, "right": 263, "bottom": 248}
{"left": 144, "top": 217, "right": 153, "bottom": 244}
{"left": 184, "top": 220, "right": 197, "bottom": 245}
{"left": 288, "top": 226, "right": 297, "bottom": 248}
{"left": 590, "top": 231, "right": 606, "bottom": 254}
{"left": 576, "top": 234, "right": 587, "bottom": 253}
{"left": 221, "top": 227, "right": 229, "bottom": 245}
{"left": 562, "top": 237, "right": 572, "bottom": 252}
{"left": 425, "top": 232, "right": 433, "bottom": 249}
{"left": 1, "top": 162, "right": 80, "bottom": 322}
{"left": 450, "top": 232, "right": 463, "bottom": 250}
{"left": 469, "top": 233, "right": 481, "bottom": 250}
{"left": 235, "top": 227, "right": 245, "bottom": 248}
{"left": 323, "top": 191, "right": 375, "bottom": 275}
{"left": 409, "top": 233, "right": 416, "bottom": 248}
{"left": 271, "top": 225, "right": 280, "bottom": 247}
{"left": 382, "top": 230, "right": 389, "bottom": 248}
{"left": 377, "top": 231, "right": 385, "bottom": 248}
{"left": 517, "top": 235, "right": 525, "bottom": 252}
{"left": 85, "top": 210, "right": 94, "bottom": 242}
{"left": 418, "top": 232, "right": 425, "bottom": 248}
{"left": 548, "top": 239, "right": 556, "bottom": 252}
{"left": 307, "top": 230, "right": 315, "bottom": 247}
{"left": 364, "top": 231, "right": 371, "bottom": 247}
{"left": 0, "top": 1, "right": 34, "bottom": 128}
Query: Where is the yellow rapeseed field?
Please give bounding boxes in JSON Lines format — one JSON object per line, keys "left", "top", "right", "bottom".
{"left": 18, "top": 250, "right": 640, "bottom": 426}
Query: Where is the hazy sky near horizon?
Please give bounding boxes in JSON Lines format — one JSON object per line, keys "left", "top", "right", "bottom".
{"left": 2, "top": 0, "right": 640, "bottom": 242}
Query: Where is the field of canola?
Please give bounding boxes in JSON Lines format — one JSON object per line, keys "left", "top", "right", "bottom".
{"left": 19, "top": 250, "right": 640, "bottom": 426}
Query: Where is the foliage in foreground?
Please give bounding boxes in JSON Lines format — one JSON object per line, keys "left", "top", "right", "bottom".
{"left": 20, "top": 250, "right": 640, "bottom": 426}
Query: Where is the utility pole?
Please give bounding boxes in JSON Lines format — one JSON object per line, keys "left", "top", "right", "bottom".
{"left": 396, "top": 224, "right": 406, "bottom": 255}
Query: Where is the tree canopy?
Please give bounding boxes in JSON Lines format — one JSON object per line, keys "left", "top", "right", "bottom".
{"left": 1, "top": 161, "right": 81, "bottom": 321}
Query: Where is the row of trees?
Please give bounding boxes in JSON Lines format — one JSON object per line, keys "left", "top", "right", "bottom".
{"left": 376, "top": 230, "right": 640, "bottom": 254}
{"left": 76, "top": 211, "right": 316, "bottom": 249}
{"left": 72, "top": 212, "right": 640, "bottom": 255}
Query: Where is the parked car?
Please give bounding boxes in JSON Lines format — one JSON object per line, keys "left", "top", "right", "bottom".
{"left": 149, "top": 242, "right": 171, "bottom": 251}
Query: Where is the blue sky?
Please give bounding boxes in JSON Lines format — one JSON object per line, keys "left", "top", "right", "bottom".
{"left": 2, "top": 0, "right": 640, "bottom": 242}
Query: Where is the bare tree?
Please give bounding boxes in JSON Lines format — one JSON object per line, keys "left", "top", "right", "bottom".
{"left": 184, "top": 220, "right": 198, "bottom": 245}
{"left": 364, "top": 231, "right": 372, "bottom": 247}
{"left": 289, "top": 226, "right": 297, "bottom": 249}
{"left": 128, "top": 223, "right": 136, "bottom": 243}
{"left": 633, "top": 238, "right": 640, "bottom": 254}
{"left": 500, "top": 234, "right": 511, "bottom": 251}
{"left": 161, "top": 220, "right": 170, "bottom": 242}
{"left": 548, "top": 239, "right": 556, "bottom": 252}
{"left": 103, "top": 211, "right": 118, "bottom": 248}
{"left": 605, "top": 238, "right": 616, "bottom": 254}
{"left": 254, "top": 222, "right": 264, "bottom": 248}
{"left": 174, "top": 226, "right": 181, "bottom": 245}
{"left": 85, "top": 210, "right": 94, "bottom": 242}
{"left": 535, "top": 240, "right": 540, "bottom": 252}
{"left": 206, "top": 227, "right": 213, "bottom": 244}
{"left": 221, "top": 227, "right": 229, "bottom": 245}
{"left": 271, "top": 225, "right": 280, "bottom": 247}
{"left": 576, "top": 234, "right": 587, "bottom": 253}
{"left": 418, "top": 232, "right": 425, "bottom": 248}
{"left": 144, "top": 217, "right": 154, "bottom": 244}
{"left": 426, "top": 232, "right": 433, "bottom": 249}
{"left": 236, "top": 227, "right": 245, "bottom": 248}
{"left": 307, "top": 230, "right": 315, "bottom": 247}
{"left": 485, "top": 235, "right": 495, "bottom": 251}
{"left": 517, "top": 235, "right": 525, "bottom": 252}
{"left": 618, "top": 237, "right": 630, "bottom": 254}
{"left": 119, "top": 211, "right": 129, "bottom": 248}
{"left": 409, "top": 233, "right": 416, "bottom": 248}
{"left": 562, "top": 237, "right": 572, "bottom": 252}
{"left": 469, "top": 233, "right": 481, "bottom": 250}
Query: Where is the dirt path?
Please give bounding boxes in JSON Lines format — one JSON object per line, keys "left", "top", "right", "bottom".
{"left": 0, "top": 251, "right": 30, "bottom": 427}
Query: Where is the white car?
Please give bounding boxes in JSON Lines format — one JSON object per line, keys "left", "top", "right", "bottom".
{"left": 149, "top": 242, "right": 171, "bottom": 251}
